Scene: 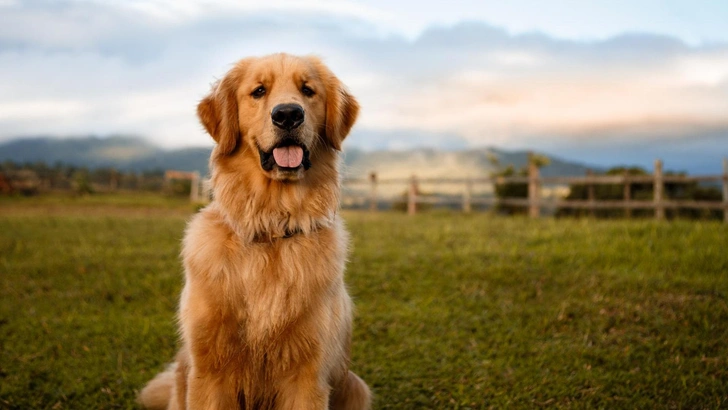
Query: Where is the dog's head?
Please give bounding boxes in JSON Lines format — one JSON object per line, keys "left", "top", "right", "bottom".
{"left": 197, "top": 53, "right": 359, "bottom": 182}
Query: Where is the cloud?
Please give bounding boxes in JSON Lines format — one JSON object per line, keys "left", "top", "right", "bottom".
{"left": 0, "top": 0, "right": 727, "bottom": 162}
{"left": 345, "top": 25, "right": 728, "bottom": 149}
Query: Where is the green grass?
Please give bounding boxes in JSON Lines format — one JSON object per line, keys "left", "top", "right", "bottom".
{"left": 1, "top": 195, "right": 727, "bottom": 409}
{"left": 0, "top": 192, "right": 196, "bottom": 217}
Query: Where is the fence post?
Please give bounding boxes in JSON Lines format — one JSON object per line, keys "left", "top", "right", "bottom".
{"left": 190, "top": 171, "right": 200, "bottom": 202}
{"left": 723, "top": 158, "right": 728, "bottom": 224}
{"left": 493, "top": 176, "right": 502, "bottom": 214}
{"left": 623, "top": 170, "right": 632, "bottom": 219}
{"left": 201, "top": 178, "right": 212, "bottom": 203}
{"left": 369, "top": 172, "right": 378, "bottom": 212}
{"left": 654, "top": 159, "right": 665, "bottom": 220}
{"left": 587, "top": 169, "right": 595, "bottom": 218}
{"left": 528, "top": 158, "right": 540, "bottom": 218}
{"left": 463, "top": 178, "right": 472, "bottom": 213}
{"left": 408, "top": 175, "right": 417, "bottom": 215}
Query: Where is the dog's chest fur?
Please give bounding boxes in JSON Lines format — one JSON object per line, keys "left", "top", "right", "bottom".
{"left": 180, "top": 206, "right": 349, "bottom": 365}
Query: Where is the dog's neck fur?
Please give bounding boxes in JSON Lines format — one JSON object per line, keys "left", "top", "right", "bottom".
{"left": 209, "top": 144, "right": 341, "bottom": 243}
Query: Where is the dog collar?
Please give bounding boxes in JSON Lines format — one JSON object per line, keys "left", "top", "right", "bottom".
{"left": 252, "top": 227, "right": 305, "bottom": 243}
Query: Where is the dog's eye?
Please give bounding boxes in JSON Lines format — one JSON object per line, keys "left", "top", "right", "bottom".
{"left": 251, "top": 86, "right": 266, "bottom": 99}
{"left": 301, "top": 85, "right": 315, "bottom": 97}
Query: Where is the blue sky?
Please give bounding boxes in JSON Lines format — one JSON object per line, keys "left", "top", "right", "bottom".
{"left": 0, "top": 0, "right": 727, "bottom": 170}
{"left": 349, "top": 0, "right": 728, "bottom": 44}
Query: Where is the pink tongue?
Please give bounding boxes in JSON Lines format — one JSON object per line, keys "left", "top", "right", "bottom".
{"left": 272, "top": 146, "right": 303, "bottom": 168}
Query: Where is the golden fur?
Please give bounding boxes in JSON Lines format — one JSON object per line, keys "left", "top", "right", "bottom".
{"left": 139, "top": 53, "right": 370, "bottom": 410}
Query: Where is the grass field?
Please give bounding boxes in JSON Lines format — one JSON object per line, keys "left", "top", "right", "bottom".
{"left": 1, "top": 194, "right": 727, "bottom": 409}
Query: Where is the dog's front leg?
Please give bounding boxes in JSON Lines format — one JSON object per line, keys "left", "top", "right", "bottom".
{"left": 186, "top": 367, "right": 238, "bottom": 410}
{"left": 179, "top": 282, "right": 240, "bottom": 410}
{"left": 276, "top": 368, "right": 330, "bottom": 410}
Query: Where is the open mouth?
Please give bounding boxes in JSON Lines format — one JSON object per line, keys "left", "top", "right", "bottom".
{"left": 258, "top": 138, "right": 311, "bottom": 172}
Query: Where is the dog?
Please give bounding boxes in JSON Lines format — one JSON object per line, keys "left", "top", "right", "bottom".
{"left": 139, "top": 53, "right": 371, "bottom": 410}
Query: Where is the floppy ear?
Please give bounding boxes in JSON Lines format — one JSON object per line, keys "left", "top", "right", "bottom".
{"left": 323, "top": 71, "right": 359, "bottom": 151}
{"left": 197, "top": 68, "right": 242, "bottom": 155}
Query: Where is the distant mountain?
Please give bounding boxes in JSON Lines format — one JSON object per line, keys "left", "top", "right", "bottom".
{"left": 0, "top": 136, "right": 211, "bottom": 174}
{"left": 341, "top": 147, "right": 594, "bottom": 181}
{"left": 0, "top": 136, "right": 596, "bottom": 181}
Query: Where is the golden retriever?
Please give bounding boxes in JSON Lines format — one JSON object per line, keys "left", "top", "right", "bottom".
{"left": 139, "top": 53, "right": 371, "bottom": 410}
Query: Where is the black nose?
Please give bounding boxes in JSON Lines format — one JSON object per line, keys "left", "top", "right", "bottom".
{"left": 271, "top": 104, "right": 304, "bottom": 130}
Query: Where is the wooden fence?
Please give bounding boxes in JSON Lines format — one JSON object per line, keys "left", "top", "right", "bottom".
{"left": 343, "top": 158, "right": 728, "bottom": 223}
{"left": 164, "top": 170, "right": 207, "bottom": 202}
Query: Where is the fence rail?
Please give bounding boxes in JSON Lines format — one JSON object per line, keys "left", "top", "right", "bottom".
{"left": 343, "top": 158, "right": 728, "bottom": 223}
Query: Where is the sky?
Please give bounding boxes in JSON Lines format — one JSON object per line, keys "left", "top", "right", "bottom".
{"left": 1, "top": 0, "right": 727, "bottom": 170}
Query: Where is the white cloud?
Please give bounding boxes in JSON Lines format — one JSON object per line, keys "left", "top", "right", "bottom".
{"left": 487, "top": 50, "right": 542, "bottom": 67}
{"left": 0, "top": 99, "right": 89, "bottom": 121}
{"left": 0, "top": 0, "right": 727, "bottom": 156}
{"left": 674, "top": 53, "right": 728, "bottom": 86}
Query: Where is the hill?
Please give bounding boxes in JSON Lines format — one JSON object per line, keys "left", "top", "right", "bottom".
{"left": 0, "top": 136, "right": 211, "bottom": 174}
{"left": 342, "top": 147, "right": 591, "bottom": 181}
{"left": 0, "top": 136, "right": 596, "bottom": 180}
